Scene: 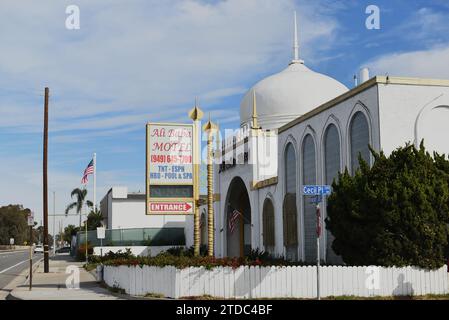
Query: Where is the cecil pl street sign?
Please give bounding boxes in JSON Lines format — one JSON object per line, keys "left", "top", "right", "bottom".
{"left": 302, "top": 185, "right": 332, "bottom": 196}
{"left": 146, "top": 123, "right": 194, "bottom": 215}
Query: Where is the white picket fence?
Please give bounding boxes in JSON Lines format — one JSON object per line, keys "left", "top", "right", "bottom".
{"left": 103, "top": 265, "right": 448, "bottom": 299}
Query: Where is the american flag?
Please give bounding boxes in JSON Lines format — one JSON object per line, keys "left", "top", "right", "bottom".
{"left": 228, "top": 209, "right": 241, "bottom": 234}
{"left": 81, "top": 159, "right": 94, "bottom": 184}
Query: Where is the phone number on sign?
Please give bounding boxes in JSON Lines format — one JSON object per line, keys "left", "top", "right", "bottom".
{"left": 150, "top": 155, "right": 192, "bottom": 164}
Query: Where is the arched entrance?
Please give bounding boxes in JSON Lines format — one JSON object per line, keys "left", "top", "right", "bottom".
{"left": 225, "top": 177, "right": 251, "bottom": 257}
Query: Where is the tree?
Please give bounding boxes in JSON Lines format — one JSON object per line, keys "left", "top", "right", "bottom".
{"left": 63, "top": 224, "right": 79, "bottom": 243}
{"left": 0, "top": 205, "right": 30, "bottom": 245}
{"left": 34, "top": 225, "right": 53, "bottom": 246}
{"left": 65, "top": 188, "right": 93, "bottom": 228}
{"left": 326, "top": 142, "right": 449, "bottom": 269}
{"left": 85, "top": 208, "right": 104, "bottom": 231}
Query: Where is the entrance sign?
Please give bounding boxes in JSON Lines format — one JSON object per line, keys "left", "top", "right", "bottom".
{"left": 148, "top": 201, "right": 193, "bottom": 214}
{"left": 146, "top": 123, "right": 195, "bottom": 215}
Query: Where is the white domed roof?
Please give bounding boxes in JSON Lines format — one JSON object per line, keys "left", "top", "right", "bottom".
{"left": 240, "top": 62, "right": 349, "bottom": 130}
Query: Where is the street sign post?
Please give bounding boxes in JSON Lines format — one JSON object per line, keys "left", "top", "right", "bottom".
{"left": 302, "top": 185, "right": 332, "bottom": 301}
{"left": 96, "top": 227, "right": 105, "bottom": 257}
{"left": 27, "top": 211, "right": 34, "bottom": 291}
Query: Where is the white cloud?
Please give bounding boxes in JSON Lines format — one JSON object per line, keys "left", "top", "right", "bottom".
{"left": 367, "top": 45, "right": 449, "bottom": 79}
{"left": 0, "top": 0, "right": 340, "bottom": 133}
{"left": 0, "top": 0, "right": 342, "bottom": 225}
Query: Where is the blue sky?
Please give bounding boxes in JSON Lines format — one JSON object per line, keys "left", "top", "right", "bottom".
{"left": 1, "top": 0, "right": 449, "bottom": 230}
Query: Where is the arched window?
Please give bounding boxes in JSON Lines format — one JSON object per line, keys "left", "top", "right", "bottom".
{"left": 350, "top": 112, "right": 370, "bottom": 174}
{"left": 324, "top": 124, "right": 342, "bottom": 263}
{"left": 324, "top": 124, "right": 341, "bottom": 185}
{"left": 283, "top": 142, "right": 298, "bottom": 260}
{"left": 262, "top": 198, "right": 275, "bottom": 254}
{"left": 285, "top": 143, "right": 296, "bottom": 194}
{"left": 302, "top": 134, "right": 316, "bottom": 263}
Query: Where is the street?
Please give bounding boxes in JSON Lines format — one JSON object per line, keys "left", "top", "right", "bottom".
{"left": 0, "top": 250, "right": 40, "bottom": 290}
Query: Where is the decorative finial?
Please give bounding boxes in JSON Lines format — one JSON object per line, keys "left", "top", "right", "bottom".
{"left": 251, "top": 90, "right": 260, "bottom": 129}
{"left": 188, "top": 97, "right": 204, "bottom": 121}
{"left": 203, "top": 112, "right": 217, "bottom": 133}
{"left": 291, "top": 11, "right": 304, "bottom": 65}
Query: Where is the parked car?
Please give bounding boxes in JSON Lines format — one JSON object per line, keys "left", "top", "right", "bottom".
{"left": 34, "top": 245, "right": 44, "bottom": 253}
{"left": 56, "top": 246, "right": 70, "bottom": 253}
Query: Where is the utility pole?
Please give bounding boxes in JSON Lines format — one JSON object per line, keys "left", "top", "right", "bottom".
{"left": 43, "top": 87, "right": 50, "bottom": 273}
{"left": 53, "top": 191, "right": 56, "bottom": 256}
{"left": 28, "top": 211, "right": 34, "bottom": 291}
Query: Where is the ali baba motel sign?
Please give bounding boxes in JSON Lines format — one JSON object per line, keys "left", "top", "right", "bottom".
{"left": 146, "top": 123, "right": 195, "bottom": 215}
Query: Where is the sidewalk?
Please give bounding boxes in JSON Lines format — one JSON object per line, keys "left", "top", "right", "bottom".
{"left": 8, "top": 253, "right": 124, "bottom": 300}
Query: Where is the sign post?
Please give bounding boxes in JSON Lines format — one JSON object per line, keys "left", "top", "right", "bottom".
{"left": 302, "top": 185, "right": 332, "bottom": 300}
{"left": 27, "top": 212, "right": 34, "bottom": 291}
{"left": 96, "top": 227, "right": 105, "bottom": 257}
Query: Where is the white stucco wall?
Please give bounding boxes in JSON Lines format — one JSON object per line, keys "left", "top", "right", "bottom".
{"left": 275, "top": 85, "right": 380, "bottom": 262}
{"left": 104, "top": 187, "right": 194, "bottom": 248}
{"left": 377, "top": 83, "right": 449, "bottom": 156}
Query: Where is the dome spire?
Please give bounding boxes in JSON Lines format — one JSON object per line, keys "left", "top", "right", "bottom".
{"left": 291, "top": 11, "right": 304, "bottom": 65}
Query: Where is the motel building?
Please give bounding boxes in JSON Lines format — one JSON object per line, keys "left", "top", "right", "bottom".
{"left": 101, "top": 19, "right": 449, "bottom": 265}
{"left": 199, "top": 23, "right": 449, "bottom": 265}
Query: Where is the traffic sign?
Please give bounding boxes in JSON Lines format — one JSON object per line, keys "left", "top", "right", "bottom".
{"left": 27, "top": 212, "right": 34, "bottom": 226}
{"left": 96, "top": 227, "right": 105, "bottom": 240}
{"left": 302, "top": 185, "right": 332, "bottom": 196}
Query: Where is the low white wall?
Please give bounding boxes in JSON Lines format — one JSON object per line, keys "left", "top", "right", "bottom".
{"left": 103, "top": 264, "right": 449, "bottom": 299}
{"left": 93, "top": 246, "right": 183, "bottom": 257}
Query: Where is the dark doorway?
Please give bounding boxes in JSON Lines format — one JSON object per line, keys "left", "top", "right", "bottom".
{"left": 225, "top": 177, "right": 251, "bottom": 257}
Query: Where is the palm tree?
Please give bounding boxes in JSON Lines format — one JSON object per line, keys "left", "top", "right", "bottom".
{"left": 65, "top": 188, "right": 93, "bottom": 228}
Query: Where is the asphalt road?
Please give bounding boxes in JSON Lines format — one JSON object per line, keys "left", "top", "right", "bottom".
{"left": 0, "top": 250, "right": 41, "bottom": 289}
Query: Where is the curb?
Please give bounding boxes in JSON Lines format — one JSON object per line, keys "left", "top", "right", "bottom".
{"left": 5, "top": 258, "right": 43, "bottom": 300}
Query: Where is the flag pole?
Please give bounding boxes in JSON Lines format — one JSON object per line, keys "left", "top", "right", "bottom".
{"left": 93, "top": 153, "right": 96, "bottom": 212}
